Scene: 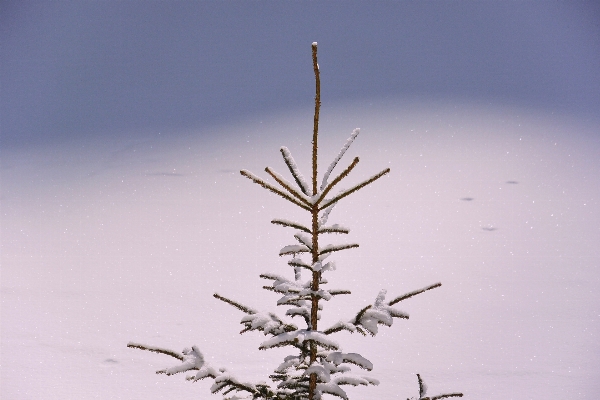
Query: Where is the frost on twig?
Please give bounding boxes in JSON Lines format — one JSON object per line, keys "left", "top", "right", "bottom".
{"left": 280, "top": 147, "right": 311, "bottom": 196}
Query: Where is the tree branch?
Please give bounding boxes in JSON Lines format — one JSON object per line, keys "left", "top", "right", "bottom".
{"left": 214, "top": 293, "right": 257, "bottom": 314}
{"left": 240, "top": 169, "right": 311, "bottom": 211}
{"left": 127, "top": 342, "right": 183, "bottom": 361}
{"left": 387, "top": 282, "right": 442, "bottom": 306}
{"left": 265, "top": 167, "right": 312, "bottom": 206}
{"left": 317, "top": 157, "right": 359, "bottom": 205}
{"left": 319, "top": 167, "right": 390, "bottom": 210}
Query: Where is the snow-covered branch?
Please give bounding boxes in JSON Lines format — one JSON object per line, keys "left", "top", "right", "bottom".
{"left": 279, "top": 244, "right": 311, "bottom": 256}
{"left": 318, "top": 243, "right": 359, "bottom": 256}
{"left": 240, "top": 312, "right": 298, "bottom": 336}
{"left": 259, "top": 330, "right": 339, "bottom": 351}
{"left": 318, "top": 224, "right": 350, "bottom": 234}
{"left": 280, "top": 146, "right": 311, "bottom": 196}
{"left": 294, "top": 233, "right": 313, "bottom": 249}
{"left": 326, "top": 352, "right": 373, "bottom": 371}
{"left": 271, "top": 218, "right": 312, "bottom": 234}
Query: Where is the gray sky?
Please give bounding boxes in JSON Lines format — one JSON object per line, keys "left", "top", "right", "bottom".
{"left": 2, "top": 1, "right": 599, "bottom": 147}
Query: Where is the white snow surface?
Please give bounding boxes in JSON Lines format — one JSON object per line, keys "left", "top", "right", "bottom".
{"left": 2, "top": 101, "right": 600, "bottom": 399}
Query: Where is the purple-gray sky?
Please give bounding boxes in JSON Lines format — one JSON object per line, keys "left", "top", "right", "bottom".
{"left": 2, "top": 1, "right": 599, "bottom": 147}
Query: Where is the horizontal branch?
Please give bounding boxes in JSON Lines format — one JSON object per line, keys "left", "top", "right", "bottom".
{"left": 289, "top": 258, "right": 312, "bottom": 270}
{"left": 240, "top": 170, "right": 311, "bottom": 211}
{"left": 387, "top": 282, "right": 442, "bottom": 306}
{"left": 214, "top": 293, "right": 257, "bottom": 314}
{"left": 323, "top": 320, "right": 356, "bottom": 335}
{"left": 430, "top": 393, "right": 464, "bottom": 399}
{"left": 318, "top": 243, "right": 359, "bottom": 256}
{"left": 280, "top": 244, "right": 311, "bottom": 256}
{"left": 318, "top": 224, "right": 349, "bottom": 234}
{"left": 127, "top": 342, "right": 183, "bottom": 361}
{"left": 259, "top": 272, "right": 285, "bottom": 281}
{"left": 262, "top": 285, "right": 302, "bottom": 296}
{"left": 329, "top": 290, "right": 351, "bottom": 296}
{"left": 272, "top": 219, "right": 312, "bottom": 234}
{"left": 319, "top": 167, "right": 390, "bottom": 210}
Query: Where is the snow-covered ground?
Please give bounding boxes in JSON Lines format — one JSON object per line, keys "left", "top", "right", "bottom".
{"left": 2, "top": 100, "right": 599, "bottom": 399}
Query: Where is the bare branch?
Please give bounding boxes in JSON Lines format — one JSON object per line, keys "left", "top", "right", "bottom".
{"left": 319, "top": 167, "right": 390, "bottom": 210}
{"left": 317, "top": 157, "right": 360, "bottom": 205}
{"left": 214, "top": 293, "right": 257, "bottom": 314}
{"left": 329, "top": 290, "right": 351, "bottom": 296}
{"left": 318, "top": 243, "right": 359, "bottom": 256}
{"left": 387, "top": 282, "right": 442, "bottom": 306}
{"left": 271, "top": 219, "right": 312, "bottom": 234}
{"left": 127, "top": 342, "right": 183, "bottom": 361}
{"left": 430, "top": 393, "right": 464, "bottom": 399}
{"left": 240, "top": 169, "right": 311, "bottom": 211}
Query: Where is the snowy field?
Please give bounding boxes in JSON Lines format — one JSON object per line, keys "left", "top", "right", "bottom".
{"left": 2, "top": 100, "right": 599, "bottom": 399}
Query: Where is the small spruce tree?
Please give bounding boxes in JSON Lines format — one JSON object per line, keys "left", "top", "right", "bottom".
{"left": 128, "top": 43, "right": 463, "bottom": 400}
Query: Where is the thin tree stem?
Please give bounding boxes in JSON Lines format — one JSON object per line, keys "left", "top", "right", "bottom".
{"left": 311, "top": 42, "right": 320, "bottom": 196}
{"left": 309, "top": 206, "right": 319, "bottom": 400}
{"left": 309, "top": 41, "right": 320, "bottom": 400}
